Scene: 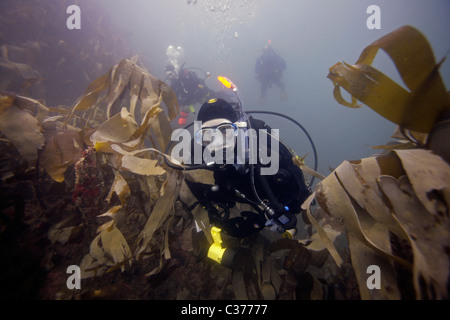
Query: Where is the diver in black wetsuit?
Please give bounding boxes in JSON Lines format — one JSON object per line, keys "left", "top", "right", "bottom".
{"left": 183, "top": 98, "right": 311, "bottom": 239}
{"left": 164, "top": 73, "right": 317, "bottom": 267}
{"left": 165, "top": 64, "right": 216, "bottom": 126}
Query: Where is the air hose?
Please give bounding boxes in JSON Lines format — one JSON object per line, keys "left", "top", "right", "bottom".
{"left": 255, "top": 166, "right": 284, "bottom": 214}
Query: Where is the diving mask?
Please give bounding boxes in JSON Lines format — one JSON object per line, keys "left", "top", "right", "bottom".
{"left": 194, "top": 119, "right": 240, "bottom": 148}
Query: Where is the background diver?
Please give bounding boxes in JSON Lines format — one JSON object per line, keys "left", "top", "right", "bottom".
{"left": 165, "top": 93, "right": 313, "bottom": 268}
{"left": 255, "top": 42, "right": 287, "bottom": 104}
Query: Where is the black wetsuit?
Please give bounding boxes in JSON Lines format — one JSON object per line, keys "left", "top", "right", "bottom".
{"left": 170, "top": 69, "right": 215, "bottom": 106}
{"left": 255, "top": 52, "right": 286, "bottom": 98}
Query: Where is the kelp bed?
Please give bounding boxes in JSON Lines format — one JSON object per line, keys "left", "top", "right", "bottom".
{"left": 1, "top": 17, "right": 449, "bottom": 300}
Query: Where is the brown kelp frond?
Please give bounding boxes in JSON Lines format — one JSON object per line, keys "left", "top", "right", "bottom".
{"left": 309, "top": 26, "right": 450, "bottom": 300}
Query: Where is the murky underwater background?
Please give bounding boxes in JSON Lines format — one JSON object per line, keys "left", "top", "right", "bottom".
{"left": 97, "top": 0, "right": 450, "bottom": 176}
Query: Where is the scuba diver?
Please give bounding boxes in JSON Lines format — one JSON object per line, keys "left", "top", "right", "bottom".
{"left": 255, "top": 41, "right": 287, "bottom": 104}
{"left": 165, "top": 63, "right": 216, "bottom": 126}
{"left": 165, "top": 76, "right": 316, "bottom": 268}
